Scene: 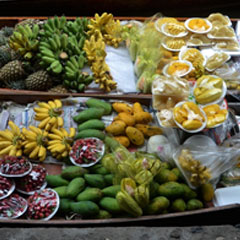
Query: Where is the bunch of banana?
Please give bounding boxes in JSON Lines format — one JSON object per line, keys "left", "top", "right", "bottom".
{"left": 34, "top": 99, "right": 64, "bottom": 131}
{"left": 9, "top": 24, "right": 39, "bottom": 60}
{"left": 48, "top": 127, "right": 75, "bottom": 160}
{"left": 84, "top": 33, "right": 117, "bottom": 92}
{"left": 38, "top": 33, "right": 69, "bottom": 74}
{"left": 0, "top": 121, "right": 23, "bottom": 157}
{"left": 87, "top": 12, "right": 123, "bottom": 48}
{"left": 64, "top": 55, "right": 94, "bottom": 92}
{"left": 40, "top": 16, "right": 67, "bottom": 38}
{"left": 67, "top": 35, "right": 86, "bottom": 56}
{"left": 22, "top": 126, "right": 48, "bottom": 161}
{"left": 194, "top": 75, "right": 223, "bottom": 105}
{"left": 65, "top": 17, "right": 89, "bottom": 40}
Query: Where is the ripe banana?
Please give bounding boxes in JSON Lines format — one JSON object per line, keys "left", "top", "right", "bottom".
{"left": 47, "top": 127, "right": 75, "bottom": 160}
{"left": 0, "top": 121, "right": 23, "bottom": 157}
{"left": 34, "top": 100, "right": 63, "bottom": 131}
{"left": 22, "top": 126, "right": 48, "bottom": 162}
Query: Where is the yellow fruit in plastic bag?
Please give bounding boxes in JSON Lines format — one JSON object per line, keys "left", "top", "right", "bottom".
{"left": 182, "top": 119, "right": 202, "bottom": 130}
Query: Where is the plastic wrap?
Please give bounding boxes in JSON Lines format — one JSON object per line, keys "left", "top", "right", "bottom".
{"left": 173, "top": 145, "right": 240, "bottom": 189}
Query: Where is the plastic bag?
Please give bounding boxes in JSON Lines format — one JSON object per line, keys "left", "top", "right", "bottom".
{"left": 173, "top": 144, "right": 240, "bottom": 189}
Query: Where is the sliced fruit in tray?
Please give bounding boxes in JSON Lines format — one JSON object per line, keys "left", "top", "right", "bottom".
{"left": 0, "top": 193, "right": 28, "bottom": 219}
{"left": 0, "top": 156, "right": 32, "bottom": 177}
{"left": 16, "top": 164, "right": 47, "bottom": 195}
{"left": 27, "top": 188, "right": 59, "bottom": 220}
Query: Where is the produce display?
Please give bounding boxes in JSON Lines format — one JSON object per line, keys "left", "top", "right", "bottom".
{"left": 0, "top": 12, "right": 239, "bottom": 224}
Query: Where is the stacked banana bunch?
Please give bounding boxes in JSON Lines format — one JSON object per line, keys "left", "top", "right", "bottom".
{"left": 64, "top": 55, "right": 94, "bottom": 92}
{"left": 48, "top": 127, "right": 75, "bottom": 160}
{"left": 9, "top": 24, "right": 39, "bottom": 60}
{"left": 193, "top": 75, "right": 223, "bottom": 105}
{"left": 0, "top": 121, "right": 23, "bottom": 157}
{"left": 22, "top": 126, "right": 48, "bottom": 161}
{"left": 84, "top": 32, "right": 117, "bottom": 92}
{"left": 34, "top": 99, "right": 63, "bottom": 131}
{"left": 178, "top": 149, "right": 211, "bottom": 187}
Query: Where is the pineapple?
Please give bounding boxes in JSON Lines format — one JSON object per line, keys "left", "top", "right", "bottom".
{"left": 25, "top": 70, "right": 52, "bottom": 91}
{"left": 0, "top": 49, "right": 11, "bottom": 68}
{"left": 48, "top": 85, "right": 68, "bottom": 93}
{"left": 0, "top": 60, "right": 26, "bottom": 85}
{"left": 5, "top": 79, "right": 25, "bottom": 90}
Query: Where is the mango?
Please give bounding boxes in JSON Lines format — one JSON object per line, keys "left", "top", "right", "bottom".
{"left": 99, "top": 197, "right": 122, "bottom": 214}
{"left": 66, "top": 177, "right": 85, "bottom": 198}
{"left": 70, "top": 201, "right": 99, "bottom": 218}
{"left": 171, "top": 198, "right": 186, "bottom": 212}
{"left": 76, "top": 188, "right": 102, "bottom": 202}
{"left": 86, "top": 98, "right": 112, "bottom": 115}
{"left": 46, "top": 175, "right": 69, "bottom": 187}
{"left": 187, "top": 199, "right": 203, "bottom": 210}
{"left": 61, "top": 166, "right": 88, "bottom": 180}
{"left": 73, "top": 108, "right": 104, "bottom": 123}
{"left": 84, "top": 174, "right": 106, "bottom": 189}
{"left": 102, "top": 185, "right": 121, "bottom": 198}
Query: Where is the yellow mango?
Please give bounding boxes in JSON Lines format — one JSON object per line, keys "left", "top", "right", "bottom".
{"left": 134, "top": 112, "right": 153, "bottom": 124}
{"left": 105, "top": 120, "right": 126, "bottom": 135}
{"left": 135, "top": 124, "right": 163, "bottom": 137}
{"left": 114, "top": 136, "right": 130, "bottom": 148}
{"left": 196, "top": 88, "right": 222, "bottom": 104}
{"left": 133, "top": 102, "right": 144, "bottom": 113}
{"left": 182, "top": 119, "right": 202, "bottom": 130}
{"left": 214, "top": 113, "right": 226, "bottom": 124}
{"left": 125, "top": 126, "right": 145, "bottom": 146}
{"left": 112, "top": 102, "right": 133, "bottom": 114}
{"left": 117, "top": 112, "right": 135, "bottom": 126}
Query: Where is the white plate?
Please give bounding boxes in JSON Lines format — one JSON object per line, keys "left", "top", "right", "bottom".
{"left": 27, "top": 188, "right": 60, "bottom": 221}
{"left": 207, "top": 33, "right": 236, "bottom": 40}
{"left": 179, "top": 46, "right": 207, "bottom": 66}
{"left": 183, "top": 135, "right": 217, "bottom": 148}
{"left": 0, "top": 194, "right": 28, "bottom": 219}
{"left": 173, "top": 101, "right": 207, "bottom": 134}
{"left": 161, "top": 41, "right": 185, "bottom": 52}
{"left": 0, "top": 179, "right": 15, "bottom": 200}
{"left": 0, "top": 161, "right": 32, "bottom": 178}
{"left": 207, "top": 14, "right": 232, "bottom": 27}
{"left": 70, "top": 137, "right": 105, "bottom": 168}
{"left": 162, "top": 60, "right": 193, "bottom": 78}
{"left": 185, "top": 18, "right": 212, "bottom": 34}
{"left": 193, "top": 77, "right": 227, "bottom": 106}
{"left": 161, "top": 23, "right": 188, "bottom": 38}
{"left": 213, "top": 186, "right": 240, "bottom": 207}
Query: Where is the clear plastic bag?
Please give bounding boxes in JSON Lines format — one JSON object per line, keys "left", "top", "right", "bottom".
{"left": 173, "top": 144, "right": 240, "bottom": 189}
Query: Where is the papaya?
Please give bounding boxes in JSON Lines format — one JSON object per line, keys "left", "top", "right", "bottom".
{"left": 86, "top": 98, "right": 112, "bottom": 115}
{"left": 76, "top": 188, "right": 102, "bottom": 202}
{"left": 155, "top": 169, "right": 178, "bottom": 184}
{"left": 181, "top": 183, "right": 197, "bottom": 200}
{"left": 70, "top": 201, "right": 99, "bottom": 218}
{"left": 99, "top": 197, "right": 122, "bottom": 214}
{"left": 102, "top": 185, "right": 121, "bottom": 198}
{"left": 66, "top": 177, "right": 85, "bottom": 198}
{"left": 61, "top": 166, "right": 88, "bottom": 180}
{"left": 73, "top": 108, "right": 104, "bottom": 123}
{"left": 84, "top": 174, "right": 106, "bottom": 189}
{"left": 78, "top": 119, "right": 105, "bottom": 132}
{"left": 75, "top": 129, "right": 105, "bottom": 140}
{"left": 46, "top": 175, "right": 69, "bottom": 187}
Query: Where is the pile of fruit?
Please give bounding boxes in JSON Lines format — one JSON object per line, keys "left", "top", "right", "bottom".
{"left": 0, "top": 13, "right": 124, "bottom": 93}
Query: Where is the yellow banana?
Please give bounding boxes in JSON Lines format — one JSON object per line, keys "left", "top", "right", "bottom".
{"left": 48, "top": 100, "right": 56, "bottom": 109}
{"left": 60, "top": 128, "right": 68, "bottom": 137}
{"left": 38, "top": 102, "right": 51, "bottom": 109}
{"left": 48, "top": 117, "right": 57, "bottom": 125}
{"left": 8, "top": 121, "right": 21, "bottom": 136}
{"left": 52, "top": 128, "right": 64, "bottom": 138}
{"left": 9, "top": 146, "right": 17, "bottom": 156}
{"left": 35, "top": 113, "right": 50, "bottom": 121}
{"left": 0, "top": 145, "right": 14, "bottom": 156}
{"left": 54, "top": 99, "right": 62, "bottom": 108}
{"left": 69, "top": 128, "right": 76, "bottom": 138}
{"left": 57, "top": 117, "right": 64, "bottom": 127}
{"left": 48, "top": 140, "right": 62, "bottom": 145}
{"left": 16, "top": 149, "right": 22, "bottom": 157}
{"left": 38, "top": 117, "right": 51, "bottom": 129}
{"left": 0, "top": 130, "right": 13, "bottom": 141}
{"left": 22, "top": 128, "right": 37, "bottom": 139}
{"left": 52, "top": 144, "right": 66, "bottom": 153}
{"left": 29, "top": 126, "right": 42, "bottom": 135}
{"left": 29, "top": 145, "right": 40, "bottom": 159}
{"left": 62, "top": 150, "right": 69, "bottom": 158}
{"left": 34, "top": 107, "right": 49, "bottom": 113}
{"left": 45, "top": 123, "right": 52, "bottom": 131}
{"left": 25, "top": 141, "right": 37, "bottom": 150}
{"left": 38, "top": 145, "right": 46, "bottom": 158}
{"left": 0, "top": 141, "right": 12, "bottom": 148}
{"left": 48, "top": 134, "right": 62, "bottom": 141}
